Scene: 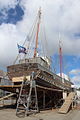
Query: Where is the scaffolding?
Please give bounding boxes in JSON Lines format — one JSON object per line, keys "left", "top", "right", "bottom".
{"left": 16, "top": 72, "right": 39, "bottom": 116}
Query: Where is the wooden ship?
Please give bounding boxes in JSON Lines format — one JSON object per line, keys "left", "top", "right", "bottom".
{"left": 0, "top": 8, "right": 73, "bottom": 115}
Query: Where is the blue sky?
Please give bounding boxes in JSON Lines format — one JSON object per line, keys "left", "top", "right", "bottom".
{"left": 0, "top": 0, "right": 80, "bottom": 88}
{"left": 52, "top": 55, "right": 80, "bottom": 74}
{"left": 0, "top": 2, "right": 24, "bottom": 24}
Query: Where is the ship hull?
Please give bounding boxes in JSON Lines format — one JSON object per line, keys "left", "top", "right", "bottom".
{"left": 7, "top": 62, "right": 72, "bottom": 91}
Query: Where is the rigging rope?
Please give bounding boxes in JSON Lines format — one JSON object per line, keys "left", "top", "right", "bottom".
{"left": 24, "top": 16, "right": 38, "bottom": 58}
{"left": 13, "top": 8, "right": 50, "bottom": 65}
{"left": 13, "top": 13, "right": 39, "bottom": 64}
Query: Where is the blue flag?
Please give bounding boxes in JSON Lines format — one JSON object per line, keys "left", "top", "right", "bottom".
{"left": 17, "top": 44, "right": 26, "bottom": 54}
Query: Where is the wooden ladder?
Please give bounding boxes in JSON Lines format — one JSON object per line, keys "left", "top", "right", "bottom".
{"left": 58, "top": 92, "right": 75, "bottom": 114}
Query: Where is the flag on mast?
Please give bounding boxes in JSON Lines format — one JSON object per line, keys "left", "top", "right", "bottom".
{"left": 17, "top": 44, "right": 26, "bottom": 54}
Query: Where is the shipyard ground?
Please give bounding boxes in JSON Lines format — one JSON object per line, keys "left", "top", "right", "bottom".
{"left": 0, "top": 108, "right": 80, "bottom": 120}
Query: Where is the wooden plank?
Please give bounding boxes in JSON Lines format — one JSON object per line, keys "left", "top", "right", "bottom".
{"left": 12, "top": 76, "right": 30, "bottom": 82}
{"left": 58, "top": 92, "right": 75, "bottom": 114}
{"left": 0, "top": 93, "right": 16, "bottom": 101}
{"left": 36, "top": 85, "right": 63, "bottom": 92}
{"left": 0, "top": 85, "right": 21, "bottom": 93}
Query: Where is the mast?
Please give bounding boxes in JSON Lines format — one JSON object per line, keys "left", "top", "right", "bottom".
{"left": 59, "top": 40, "right": 63, "bottom": 78}
{"left": 34, "top": 8, "right": 41, "bottom": 58}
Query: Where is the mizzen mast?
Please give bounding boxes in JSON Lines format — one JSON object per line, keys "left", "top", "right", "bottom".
{"left": 34, "top": 8, "right": 41, "bottom": 58}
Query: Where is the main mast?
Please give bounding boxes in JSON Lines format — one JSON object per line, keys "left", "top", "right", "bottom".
{"left": 33, "top": 8, "right": 41, "bottom": 58}
{"left": 59, "top": 40, "right": 63, "bottom": 78}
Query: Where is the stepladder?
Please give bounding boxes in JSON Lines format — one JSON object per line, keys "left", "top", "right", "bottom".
{"left": 16, "top": 72, "right": 39, "bottom": 116}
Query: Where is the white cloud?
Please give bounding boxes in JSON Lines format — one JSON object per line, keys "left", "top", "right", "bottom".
{"left": 0, "top": 0, "right": 80, "bottom": 70}
{"left": 0, "top": 23, "right": 24, "bottom": 68}
{"left": 70, "top": 69, "right": 80, "bottom": 75}
{"left": 0, "top": 0, "right": 18, "bottom": 9}
{"left": 19, "top": 0, "right": 80, "bottom": 55}
{"left": 0, "top": 0, "right": 19, "bottom": 22}
{"left": 71, "top": 75, "right": 80, "bottom": 88}
{"left": 70, "top": 69, "right": 80, "bottom": 88}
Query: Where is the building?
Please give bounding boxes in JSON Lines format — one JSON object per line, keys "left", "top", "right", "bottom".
{"left": 0, "top": 70, "right": 12, "bottom": 97}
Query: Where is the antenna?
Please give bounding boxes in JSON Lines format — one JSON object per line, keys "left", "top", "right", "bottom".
{"left": 34, "top": 7, "right": 41, "bottom": 58}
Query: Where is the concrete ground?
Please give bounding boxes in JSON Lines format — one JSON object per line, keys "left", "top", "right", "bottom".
{"left": 0, "top": 108, "right": 80, "bottom": 120}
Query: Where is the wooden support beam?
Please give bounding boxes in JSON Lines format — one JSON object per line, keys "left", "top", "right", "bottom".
{"left": 43, "top": 91, "right": 45, "bottom": 109}
{"left": 36, "top": 85, "right": 62, "bottom": 92}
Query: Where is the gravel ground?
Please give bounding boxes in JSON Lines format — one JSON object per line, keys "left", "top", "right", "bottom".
{"left": 0, "top": 108, "right": 80, "bottom": 120}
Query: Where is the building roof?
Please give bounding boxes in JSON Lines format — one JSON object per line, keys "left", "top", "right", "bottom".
{"left": 0, "top": 70, "right": 6, "bottom": 78}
